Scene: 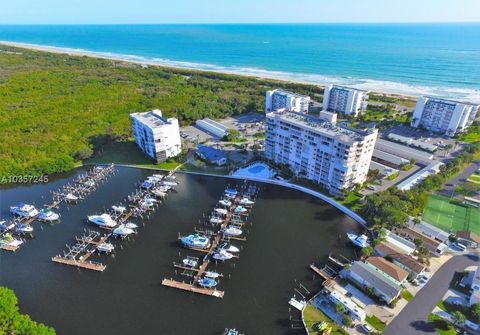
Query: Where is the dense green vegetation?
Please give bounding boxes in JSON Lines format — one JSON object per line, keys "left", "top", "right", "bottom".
{"left": 360, "top": 142, "right": 480, "bottom": 231}
{"left": 458, "top": 121, "right": 480, "bottom": 143}
{"left": 0, "top": 45, "right": 323, "bottom": 179}
{"left": 0, "top": 286, "right": 55, "bottom": 334}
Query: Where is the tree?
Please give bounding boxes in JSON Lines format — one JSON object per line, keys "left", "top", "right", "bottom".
{"left": 452, "top": 311, "right": 465, "bottom": 326}
{"left": 366, "top": 286, "right": 376, "bottom": 298}
{"left": 335, "top": 303, "right": 346, "bottom": 314}
{"left": 342, "top": 315, "right": 353, "bottom": 327}
{"left": 413, "top": 238, "right": 423, "bottom": 247}
{"left": 470, "top": 303, "right": 480, "bottom": 323}
{"left": 362, "top": 246, "right": 374, "bottom": 258}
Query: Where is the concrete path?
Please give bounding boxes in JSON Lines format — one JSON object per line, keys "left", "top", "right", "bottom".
{"left": 384, "top": 252, "right": 479, "bottom": 335}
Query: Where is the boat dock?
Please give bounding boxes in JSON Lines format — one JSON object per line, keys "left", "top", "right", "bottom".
{"left": 1, "top": 164, "right": 116, "bottom": 252}
{"left": 51, "top": 170, "right": 178, "bottom": 271}
{"left": 162, "top": 183, "right": 259, "bottom": 298}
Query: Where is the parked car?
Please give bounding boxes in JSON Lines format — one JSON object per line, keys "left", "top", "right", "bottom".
{"left": 367, "top": 185, "right": 376, "bottom": 191}
{"left": 360, "top": 323, "right": 373, "bottom": 334}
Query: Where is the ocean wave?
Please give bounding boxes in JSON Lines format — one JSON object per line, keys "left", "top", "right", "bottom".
{"left": 2, "top": 40, "right": 479, "bottom": 103}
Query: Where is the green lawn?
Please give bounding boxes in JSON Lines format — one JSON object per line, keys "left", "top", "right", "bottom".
{"left": 422, "top": 194, "right": 480, "bottom": 235}
{"left": 401, "top": 290, "right": 414, "bottom": 302}
{"left": 427, "top": 314, "right": 457, "bottom": 335}
{"left": 302, "top": 303, "right": 347, "bottom": 335}
{"left": 365, "top": 315, "right": 387, "bottom": 332}
{"left": 338, "top": 192, "right": 363, "bottom": 212}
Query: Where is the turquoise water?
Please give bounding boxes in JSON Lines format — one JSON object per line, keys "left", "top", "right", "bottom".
{"left": 248, "top": 165, "right": 266, "bottom": 173}
{"left": 0, "top": 24, "right": 479, "bottom": 101}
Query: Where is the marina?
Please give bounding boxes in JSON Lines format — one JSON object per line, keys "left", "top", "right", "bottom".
{"left": 0, "top": 167, "right": 359, "bottom": 334}
{"left": 163, "top": 183, "right": 259, "bottom": 298}
{"left": 0, "top": 164, "right": 116, "bottom": 251}
{"left": 51, "top": 170, "right": 179, "bottom": 272}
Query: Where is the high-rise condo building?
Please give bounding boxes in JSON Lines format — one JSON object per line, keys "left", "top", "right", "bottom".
{"left": 265, "top": 109, "right": 378, "bottom": 196}
{"left": 322, "top": 85, "right": 368, "bottom": 117}
{"left": 265, "top": 89, "right": 311, "bottom": 114}
{"left": 411, "top": 96, "right": 479, "bottom": 137}
{"left": 130, "top": 109, "right": 182, "bottom": 162}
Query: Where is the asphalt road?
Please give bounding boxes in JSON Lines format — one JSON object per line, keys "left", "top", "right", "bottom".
{"left": 441, "top": 160, "right": 480, "bottom": 195}
{"left": 384, "top": 252, "right": 479, "bottom": 335}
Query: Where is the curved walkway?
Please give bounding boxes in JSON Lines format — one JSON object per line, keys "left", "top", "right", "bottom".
{"left": 385, "top": 252, "right": 480, "bottom": 335}
{"left": 113, "top": 164, "right": 368, "bottom": 227}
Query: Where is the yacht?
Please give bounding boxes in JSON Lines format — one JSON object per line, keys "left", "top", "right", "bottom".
{"left": 84, "top": 180, "right": 95, "bottom": 188}
{"left": 215, "top": 208, "right": 228, "bottom": 216}
{"left": 16, "top": 224, "right": 33, "bottom": 234}
{"left": 111, "top": 205, "right": 126, "bottom": 213}
{"left": 65, "top": 193, "right": 79, "bottom": 202}
{"left": 204, "top": 271, "right": 220, "bottom": 279}
{"left": 97, "top": 242, "right": 115, "bottom": 253}
{"left": 182, "top": 258, "right": 198, "bottom": 268}
{"left": 140, "top": 200, "right": 154, "bottom": 209}
{"left": 234, "top": 206, "right": 247, "bottom": 213}
{"left": 219, "top": 199, "right": 232, "bottom": 207}
{"left": 197, "top": 277, "right": 217, "bottom": 288}
{"left": 161, "top": 180, "right": 178, "bottom": 187}
{"left": 224, "top": 226, "right": 242, "bottom": 237}
{"left": 210, "top": 217, "right": 224, "bottom": 225}
{"left": 10, "top": 203, "right": 39, "bottom": 218}
{"left": 87, "top": 214, "right": 117, "bottom": 228}
{"left": 180, "top": 233, "right": 211, "bottom": 249}
{"left": 218, "top": 242, "right": 240, "bottom": 253}
{"left": 213, "top": 250, "right": 233, "bottom": 261}
{"left": 224, "top": 188, "right": 238, "bottom": 196}
{"left": 238, "top": 198, "right": 254, "bottom": 206}
{"left": 157, "top": 185, "right": 171, "bottom": 192}
{"left": 152, "top": 189, "right": 166, "bottom": 198}
{"left": 113, "top": 224, "right": 135, "bottom": 237}
{"left": 38, "top": 209, "right": 60, "bottom": 222}
{"left": 0, "top": 221, "right": 14, "bottom": 232}
{"left": 124, "top": 222, "right": 138, "bottom": 230}
{"left": 347, "top": 233, "right": 370, "bottom": 248}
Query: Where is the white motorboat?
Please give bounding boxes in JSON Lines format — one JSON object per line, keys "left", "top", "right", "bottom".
{"left": 124, "top": 222, "right": 138, "bottom": 230}
{"left": 87, "top": 214, "right": 116, "bottom": 228}
{"left": 152, "top": 189, "right": 166, "bottom": 198}
{"left": 219, "top": 199, "right": 232, "bottom": 207}
{"left": 38, "top": 209, "right": 60, "bottom": 222}
{"left": 97, "top": 242, "right": 115, "bottom": 253}
{"left": 215, "top": 208, "right": 228, "bottom": 216}
{"left": 10, "top": 203, "right": 39, "bottom": 218}
{"left": 181, "top": 233, "right": 211, "bottom": 249}
{"left": 182, "top": 258, "right": 198, "bottom": 268}
{"left": 140, "top": 200, "right": 154, "bottom": 209}
{"left": 148, "top": 175, "right": 162, "bottom": 183}
{"left": 234, "top": 206, "right": 247, "bottom": 213}
{"left": 224, "top": 188, "right": 238, "bottom": 196}
{"left": 197, "top": 277, "right": 217, "bottom": 288}
{"left": 113, "top": 224, "right": 135, "bottom": 237}
{"left": 347, "top": 233, "right": 370, "bottom": 248}
{"left": 224, "top": 226, "right": 242, "bottom": 237}
{"left": 0, "top": 221, "right": 14, "bottom": 232}
{"left": 83, "top": 180, "right": 95, "bottom": 188}
{"left": 157, "top": 185, "right": 171, "bottom": 192}
{"left": 218, "top": 242, "right": 240, "bottom": 253}
{"left": 238, "top": 197, "right": 254, "bottom": 206}
{"left": 210, "top": 217, "right": 224, "bottom": 225}
{"left": 204, "top": 271, "right": 220, "bottom": 279}
{"left": 213, "top": 250, "right": 233, "bottom": 261}
{"left": 111, "top": 205, "right": 126, "bottom": 213}
{"left": 65, "top": 193, "right": 79, "bottom": 202}
{"left": 161, "top": 181, "right": 178, "bottom": 187}
{"left": 16, "top": 224, "right": 33, "bottom": 234}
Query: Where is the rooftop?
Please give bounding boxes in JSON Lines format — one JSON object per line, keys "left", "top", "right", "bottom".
{"left": 328, "top": 85, "right": 368, "bottom": 93}
{"left": 366, "top": 256, "right": 409, "bottom": 282}
{"left": 349, "top": 262, "right": 402, "bottom": 300}
{"left": 421, "top": 96, "right": 479, "bottom": 107}
{"left": 197, "top": 145, "right": 227, "bottom": 162}
{"left": 375, "top": 243, "right": 426, "bottom": 274}
{"left": 268, "top": 110, "right": 376, "bottom": 141}
{"left": 131, "top": 109, "right": 172, "bottom": 129}
{"left": 271, "top": 89, "right": 310, "bottom": 99}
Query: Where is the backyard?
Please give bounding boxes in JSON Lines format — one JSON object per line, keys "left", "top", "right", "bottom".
{"left": 422, "top": 194, "right": 480, "bottom": 235}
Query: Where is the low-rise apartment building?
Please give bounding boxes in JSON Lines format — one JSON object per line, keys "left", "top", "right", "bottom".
{"left": 130, "top": 109, "right": 182, "bottom": 162}
{"left": 322, "top": 85, "right": 368, "bottom": 117}
{"left": 265, "top": 109, "right": 378, "bottom": 196}
{"left": 365, "top": 256, "right": 409, "bottom": 286}
{"left": 265, "top": 89, "right": 310, "bottom": 114}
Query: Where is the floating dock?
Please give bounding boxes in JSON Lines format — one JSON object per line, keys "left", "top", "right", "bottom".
{"left": 161, "top": 278, "right": 224, "bottom": 298}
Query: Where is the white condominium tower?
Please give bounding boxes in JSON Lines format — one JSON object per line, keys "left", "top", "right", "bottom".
{"left": 265, "top": 109, "right": 378, "bottom": 196}
{"left": 411, "top": 96, "right": 479, "bottom": 137}
{"left": 323, "top": 85, "right": 368, "bottom": 117}
{"left": 265, "top": 89, "right": 311, "bottom": 114}
{"left": 130, "top": 109, "right": 182, "bottom": 162}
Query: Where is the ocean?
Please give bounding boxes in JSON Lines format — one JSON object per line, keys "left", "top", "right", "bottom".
{"left": 0, "top": 24, "right": 479, "bottom": 102}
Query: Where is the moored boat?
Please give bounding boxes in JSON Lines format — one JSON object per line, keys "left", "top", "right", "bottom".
{"left": 219, "top": 199, "right": 232, "bottom": 207}
{"left": 16, "top": 223, "right": 34, "bottom": 234}
{"left": 205, "top": 271, "right": 221, "bottom": 279}
{"left": 347, "top": 232, "right": 369, "bottom": 248}
{"left": 97, "top": 242, "right": 115, "bottom": 253}
{"left": 218, "top": 242, "right": 240, "bottom": 253}
{"left": 215, "top": 208, "right": 228, "bottom": 216}
{"left": 111, "top": 205, "right": 126, "bottom": 213}
{"left": 197, "top": 277, "right": 217, "bottom": 288}
{"left": 10, "top": 203, "right": 39, "bottom": 218}
{"left": 65, "top": 193, "right": 79, "bottom": 202}
{"left": 210, "top": 217, "right": 224, "bottom": 225}
{"left": 238, "top": 197, "right": 254, "bottom": 206}
{"left": 124, "top": 222, "right": 138, "bottom": 230}
{"left": 213, "top": 249, "right": 233, "bottom": 261}
{"left": 224, "top": 226, "right": 242, "bottom": 237}
{"left": 113, "top": 224, "right": 135, "bottom": 237}
{"left": 38, "top": 208, "right": 60, "bottom": 222}
{"left": 180, "top": 233, "right": 211, "bottom": 249}
{"left": 87, "top": 214, "right": 116, "bottom": 228}
{"left": 234, "top": 206, "right": 247, "bottom": 213}
{"left": 182, "top": 258, "right": 198, "bottom": 268}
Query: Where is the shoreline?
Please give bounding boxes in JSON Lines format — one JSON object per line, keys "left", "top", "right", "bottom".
{"left": 1, "top": 40, "right": 479, "bottom": 103}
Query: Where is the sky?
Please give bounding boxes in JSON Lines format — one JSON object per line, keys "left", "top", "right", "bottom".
{"left": 0, "top": 0, "right": 479, "bottom": 24}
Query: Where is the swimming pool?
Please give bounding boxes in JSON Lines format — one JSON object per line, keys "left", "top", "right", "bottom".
{"left": 232, "top": 162, "right": 275, "bottom": 179}
{"left": 248, "top": 165, "right": 266, "bottom": 174}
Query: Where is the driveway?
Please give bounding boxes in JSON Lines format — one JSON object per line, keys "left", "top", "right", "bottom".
{"left": 441, "top": 160, "right": 480, "bottom": 196}
{"left": 384, "top": 252, "right": 479, "bottom": 335}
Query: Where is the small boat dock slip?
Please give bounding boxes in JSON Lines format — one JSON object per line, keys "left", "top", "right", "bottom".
{"left": 161, "top": 279, "right": 225, "bottom": 298}
{"left": 162, "top": 183, "right": 259, "bottom": 298}
{"left": 52, "top": 170, "right": 178, "bottom": 271}
{"left": 52, "top": 230, "right": 109, "bottom": 272}
{"left": 1, "top": 164, "right": 115, "bottom": 253}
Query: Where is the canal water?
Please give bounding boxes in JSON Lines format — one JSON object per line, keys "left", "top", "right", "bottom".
{"left": 0, "top": 167, "right": 360, "bottom": 335}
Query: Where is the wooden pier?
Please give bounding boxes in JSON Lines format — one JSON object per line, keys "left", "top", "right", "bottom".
{"left": 161, "top": 279, "right": 224, "bottom": 298}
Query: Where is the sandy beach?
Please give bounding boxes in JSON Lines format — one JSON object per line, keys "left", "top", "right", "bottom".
{"left": 1, "top": 40, "right": 479, "bottom": 103}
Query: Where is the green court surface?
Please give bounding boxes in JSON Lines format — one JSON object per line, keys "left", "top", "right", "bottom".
{"left": 423, "top": 195, "right": 479, "bottom": 235}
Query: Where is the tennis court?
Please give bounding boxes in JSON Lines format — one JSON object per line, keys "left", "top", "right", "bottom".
{"left": 423, "top": 194, "right": 479, "bottom": 235}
